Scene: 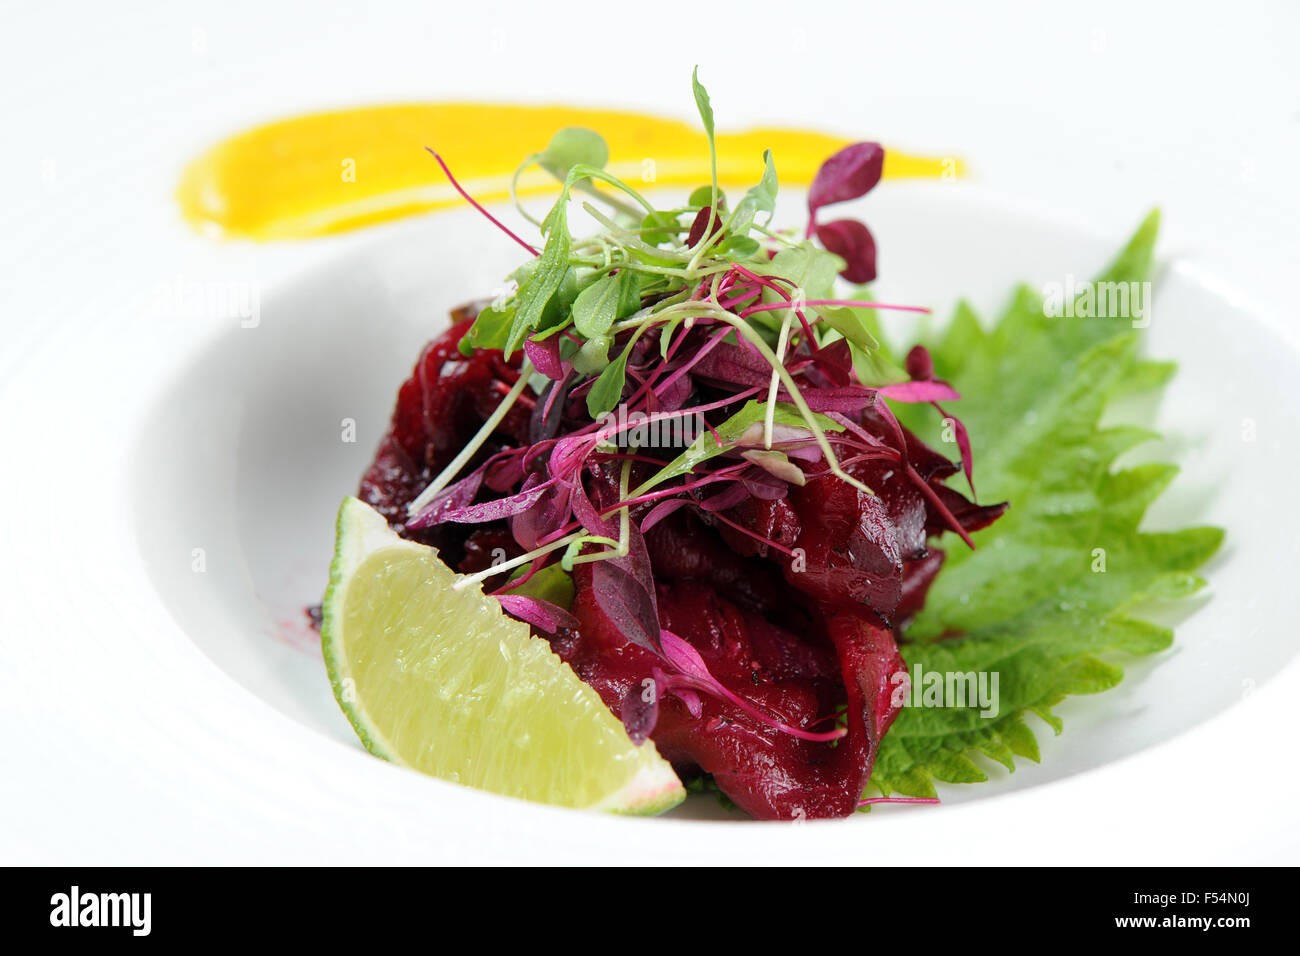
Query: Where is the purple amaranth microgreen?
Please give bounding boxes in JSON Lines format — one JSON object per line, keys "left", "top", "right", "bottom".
{"left": 491, "top": 379, "right": 536, "bottom": 411}
{"left": 568, "top": 462, "right": 620, "bottom": 535}
{"left": 560, "top": 461, "right": 638, "bottom": 572}
{"left": 776, "top": 385, "right": 876, "bottom": 414}
{"left": 590, "top": 535, "right": 662, "bottom": 655}
{"left": 659, "top": 631, "right": 844, "bottom": 742}
{"left": 671, "top": 303, "right": 876, "bottom": 498}
{"left": 495, "top": 594, "right": 579, "bottom": 634}
{"left": 446, "top": 434, "right": 666, "bottom": 592}
{"left": 616, "top": 331, "right": 706, "bottom": 409}
{"left": 523, "top": 335, "right": 567, "bottom": 381}
{"left": 423, "top": 474, "right": 559, "bottom": 527}
{"left": 866, "top": 392, "right": 911, "bottom": 464}
{"left": 869, "top": 396, "right": 974, "bottom": 547}
{"left": 639, "top": 498, "right": 693, "bottom": 533}
{"left": 446, "top": 471, "right": 620, "bottom": 592}
{"left": 580, "top": 386, "right": 746, "bottom": 452}
{"left": 725, "top": 264, "right": 817, "bottom": 342}
{"left": 718, "top": 285, "right": 763, "bottom": 312}
{"left": 826, "top": 409, "right": 893, "bottom": 451}
{"left": 510, "top": 476, "right": 572, "bottom": 551}
{"left": 400, "top": 454, "right": 491, "bottom": 530}
{"left": 635, "top": 325, "right": 734, "bottom": 401}
{"left": 685, "top": 205, "right": 724, "bottom": 250}
{"left": 538, "top": 370, "right": 569, "bottom": 424}
{"left": 584, "top": 304, "right": 710, "bottom": 420}
{"left": 815, "top": 219, "right": 877, "bottom": 283}
{"left": 601, "top": 463, "right": 750, "bottom": 518}
{"left": 902, "top": 344, "right": 976, "bottom": 495}
{"left": 739, "top": 298, "right": 932, "bottom": 319}
{"left": 874, "top": 380, "right": 961, "bottom": 403}
{"left": 805, "top": 141, "right": 884, "bottom": 237}
{"left": 642, "top": 489, "right": 801, "bottom": 558}
{"left": 826, "top": 406, "right": 974, "bottom": 547}
{"left": 406, "top": 360, "right": 536, "bottom": 519}
{"left": 426, "top": 148, "right": 539, "bottom": 257}
{"left": 936, "top": 403, "right": 975, "bottom": 496}
{"left": 803, "top": 142, "right": 885, "bottom": 281}
{"left": 903, "top": 471, "right": 978, "bottom": 550}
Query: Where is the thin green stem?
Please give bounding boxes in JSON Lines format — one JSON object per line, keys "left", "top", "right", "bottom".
{"left": 452, "top": 530, "right": 585, "bottom": 592}
{"left": 406, "top": 360, "right": 536, "bottom": 517}
{"left": 581, "top": 203, "right": 694, "bottom": 263}
{"left": 687, "top": 305, "right": 874, "bottom": 497}
{"left": 765, "top": 309, "right": 796, "bottom": 448}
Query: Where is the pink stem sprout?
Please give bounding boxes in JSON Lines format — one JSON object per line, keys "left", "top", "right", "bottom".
{"left": 426, "top": 148, "right": 540, "bottom": 257}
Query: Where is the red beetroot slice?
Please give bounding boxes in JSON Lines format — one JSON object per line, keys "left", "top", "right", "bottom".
{"left": 358, "top": 315, "right": 531, "bottom": 542}
{"left": 898, "top": 550, "right": 946, "bottom": 625}
{"left": 783, "top": 473, "right": 903, "bottom": 617}
{"left": 643, "top": 511, "right": 795, "bottom": 618}
{"left": 562, "top": 571, "right": 903, "bottom": 819}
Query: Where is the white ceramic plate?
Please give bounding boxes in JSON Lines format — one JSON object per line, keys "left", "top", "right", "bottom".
{"left": 129, "top": 181, "right": 1300, "bottom": 812}
{"left": 3, "top": 0, "right": 1299, "bottom": 863}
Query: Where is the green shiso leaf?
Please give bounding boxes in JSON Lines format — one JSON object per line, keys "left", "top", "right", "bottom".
{"left": 868, "top": 210, "right": 1224, "bottom": 799}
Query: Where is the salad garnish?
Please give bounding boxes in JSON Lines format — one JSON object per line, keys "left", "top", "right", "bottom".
{"left": 405, "top": 72, "right": 982, "bottom": 591}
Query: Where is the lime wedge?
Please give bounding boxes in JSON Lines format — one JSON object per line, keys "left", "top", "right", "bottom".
{"left": 321, "top": 496, "right": 684, "bottom": 814}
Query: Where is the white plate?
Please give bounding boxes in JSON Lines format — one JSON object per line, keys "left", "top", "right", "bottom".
{"left": 3, "top": 0, "right": 1299, "bottom": 862}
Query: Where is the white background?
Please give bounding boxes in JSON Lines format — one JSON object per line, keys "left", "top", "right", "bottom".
{"left": 2, "top": 0, "right": 1298, "bottom": 863}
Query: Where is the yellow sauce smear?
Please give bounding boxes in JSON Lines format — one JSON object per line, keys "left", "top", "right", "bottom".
{"left": 178, "top": 103, "right": 961, "bottom": 240}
